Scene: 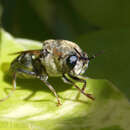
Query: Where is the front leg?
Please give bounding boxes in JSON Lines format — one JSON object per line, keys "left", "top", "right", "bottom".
{"left": 68, "top": 74, "right": 87, "bottom": 100}
{"left": 68, "top": 74, "right": 87, "bottom": 92}
{"left": 63, "top": 74, "right": 95, "bottom": 100}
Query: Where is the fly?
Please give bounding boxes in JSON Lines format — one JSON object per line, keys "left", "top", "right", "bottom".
{"left": 1, "top": 39, "right": 102, "bottom": 105}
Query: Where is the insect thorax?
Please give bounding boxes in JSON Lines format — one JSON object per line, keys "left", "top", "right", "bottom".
{"left": 40, "top": 40, "right": 87, "bottom": 77}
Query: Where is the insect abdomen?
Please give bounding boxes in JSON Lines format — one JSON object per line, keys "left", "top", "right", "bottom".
{"left": 10, "top": 53, "right": 34, "bottom": 77}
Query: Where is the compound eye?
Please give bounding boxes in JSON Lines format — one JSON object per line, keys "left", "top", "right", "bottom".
{"left": 66, "top": 55, "right": 78, "bottom": 69}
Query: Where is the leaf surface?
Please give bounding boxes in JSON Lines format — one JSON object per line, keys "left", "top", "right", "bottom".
{"left": 0, "top": 29, "right": 130, "bottom": 130}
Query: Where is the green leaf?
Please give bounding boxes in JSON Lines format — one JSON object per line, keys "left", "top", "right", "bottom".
{"left": 0, "top": 29, "right": 130, "bottom": 130}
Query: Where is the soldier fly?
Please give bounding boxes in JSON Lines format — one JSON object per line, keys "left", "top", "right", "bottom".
{"left": 1, "top": 39, "right": 101, "bottom": 105}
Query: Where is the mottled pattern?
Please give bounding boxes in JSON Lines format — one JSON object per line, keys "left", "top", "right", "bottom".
{"left": 11, "top": 39, "right": 89, "bottom": 77}
{"left": 40, "top": 39, "right": 89, "bottom": 77}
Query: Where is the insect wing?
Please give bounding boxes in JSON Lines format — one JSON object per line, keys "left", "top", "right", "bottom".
{"left": 9, "top": 49, "right": 41, "bottom": 56}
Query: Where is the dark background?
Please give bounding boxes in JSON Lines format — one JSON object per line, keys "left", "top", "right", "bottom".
{"left": 0, "top": 0, "right": 130, "bottom": 100}
{"left": 1, "top": 0, "right": 100, "bottom": 40}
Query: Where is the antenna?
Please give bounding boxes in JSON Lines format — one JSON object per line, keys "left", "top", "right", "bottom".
{"left": 88, "top": 50, "right": 104, "bottom": 61}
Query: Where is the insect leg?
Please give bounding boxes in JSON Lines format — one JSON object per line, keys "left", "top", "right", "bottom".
{"left": 68, "top": 74, "right": 86, "bottom": 92}
{"left": 32, "top": 58, "right": 61, "bottom": 105}
{"left": 0, "top": 68, "right": 38, "bottom": 102}
{"left": 17, "top": 69, "right": 37, "bottom": 77}
{"left": 63, "top": 74, "right": 95, "bottom": 100}
{"left": 0, "top": 72, "right": 16, "bottom": 101}
{"left": 40, "top": 78, "right": 61, "bottom": 106}
{"left": 67, "top": 74, "right": 87, "bottom": 99}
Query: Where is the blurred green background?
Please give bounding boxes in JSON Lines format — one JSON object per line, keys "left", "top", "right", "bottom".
{"left": 0, "top": 0, "right": 130, "bottom": 101}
